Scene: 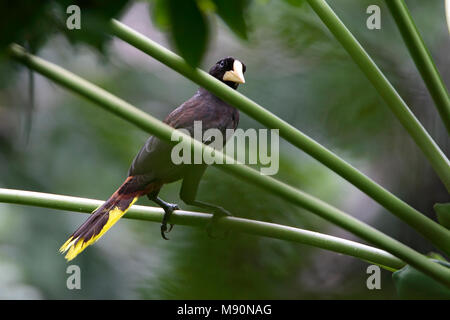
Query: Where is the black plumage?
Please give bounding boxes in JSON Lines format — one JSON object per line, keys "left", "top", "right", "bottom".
{"left": 60, "top": 57, "right": 246, "bottom": 260}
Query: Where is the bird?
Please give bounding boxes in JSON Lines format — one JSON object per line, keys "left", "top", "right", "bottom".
{"left": 60, "top": 57, "right": 246, "bottom": 261}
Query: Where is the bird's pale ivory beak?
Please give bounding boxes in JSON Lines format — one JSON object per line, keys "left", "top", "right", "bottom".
{"left": 223, "top": 60, "right": 245, "bottom": 84}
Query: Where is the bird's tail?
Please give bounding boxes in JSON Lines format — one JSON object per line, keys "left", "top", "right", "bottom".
{"left": 60, "top": 175, "right": 151, "bottom": 261}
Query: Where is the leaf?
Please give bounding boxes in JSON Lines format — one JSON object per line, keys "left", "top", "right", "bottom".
{"left": 59, "top": 0, "right": 130, "bottom": 52}
{"left": 0, "top": 0, "right": 129, "bottom": 53}
{"left": 167, "top": 0, "right": 209, "bottom": 67}
{"left": 148, "top": 0, "right": 170, "bottom": 31}
{"left": 0, "top": 1, "right": 52, "bottom": 51}
{"left": 434, "top": 203, "right": 450, "bottom": 229}
{"left": 212, "top": 0, "right": 248, "bottom": 39}
{"left": 393, "top": 259, "right": 450, "bottom": 299}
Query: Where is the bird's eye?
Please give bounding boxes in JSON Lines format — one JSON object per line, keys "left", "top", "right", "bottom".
{"left": 220, "top": 61, "right": 225, "bottom": 67}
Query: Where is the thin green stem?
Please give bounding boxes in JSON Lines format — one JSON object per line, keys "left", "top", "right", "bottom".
{"left": 305, "top": 0, "right": 450, "bottom": 191}
{"left": 385, "top": 0, "right": 450, "bottom": 134}
{"left": 0, "top": 188, "right": 405, "bottom": 271}
{"left": 107, "top": 20, "right": 450, "bottom": 256}
{"left": 8, "top": 44, "right": 450, "bottom": 286}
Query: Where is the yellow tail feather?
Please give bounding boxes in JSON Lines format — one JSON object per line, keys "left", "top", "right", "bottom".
{"left": 59, "top": 197, "right": 138, "bottom": 261}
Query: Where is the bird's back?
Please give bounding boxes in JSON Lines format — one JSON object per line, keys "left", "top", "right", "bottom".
{"left": 128, "top": 88, "right": 239, "bottom": 182}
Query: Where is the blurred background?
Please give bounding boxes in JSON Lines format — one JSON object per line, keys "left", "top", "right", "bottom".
{"left": 0, "top": 0, "right": 448, "bottom": 299}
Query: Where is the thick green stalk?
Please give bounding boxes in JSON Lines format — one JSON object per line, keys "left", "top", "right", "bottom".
{"left": 0, "top": 188, "right": 405, "bottom": 271}
{"left": 306, "top": 0, "right": 450, "bottom": 191}
{"left": 107, "top": 20, "right": 450, "bottom": 255}
{"left": 8, "top": 44, "right": 450, "bottom": 286}
{"left": 385, "top": 0, "right": 450, "bottom": 134}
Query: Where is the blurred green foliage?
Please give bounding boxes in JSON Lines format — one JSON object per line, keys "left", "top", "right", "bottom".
{"left": 0, "top": 0, "right": 448, "bottom": 299}
{"left": 393, "top": 259, "right": 450, "bottom": 299}
{"left": 0, "top": 0, "right": 251, "bottom": 68}
{"left": 0, "top": 0, "right": 129, "bottom": 52}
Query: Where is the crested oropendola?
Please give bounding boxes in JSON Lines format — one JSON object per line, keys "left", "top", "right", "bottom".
{"left": 60, "top": 57, "right": 246, "bottom": 261}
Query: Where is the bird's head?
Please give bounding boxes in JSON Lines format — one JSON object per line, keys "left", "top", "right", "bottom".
{"left": 209, "top": 57, "right": 246, "bottom": 89}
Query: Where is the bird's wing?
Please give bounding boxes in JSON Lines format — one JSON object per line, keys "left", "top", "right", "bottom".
{"left": 128, "top": 134, "right": 186, "bottom": 181}
{"left": 128, "top": 92, "right": 237, "bottom": 178}
{"left": 166, "top": 92, "right": 238, "bottom": 137}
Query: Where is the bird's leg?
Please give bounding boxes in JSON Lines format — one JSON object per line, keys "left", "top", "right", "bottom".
{"left": 180, "top": 165, "right": 232, "bottom": 238}
{"left": 187, "top": 200, "right": 232, "bottom": 239}
{"left": 148, "top": 193, "right": 179, "bottom": 240}
{"left": 185, "top": 199, "right": 232, "bottom": 218}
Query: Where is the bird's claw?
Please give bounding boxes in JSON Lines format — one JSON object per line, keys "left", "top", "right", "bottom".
{"left": 161, "top": 223, "right": 173, "bottom": 240}
{"left": 161, "top": 203, "right": 179, "bottom": 240}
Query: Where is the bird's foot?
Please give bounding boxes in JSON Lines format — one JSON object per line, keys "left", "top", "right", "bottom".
{"left": 206, "top": 207, "right": 232, "bottom": 239}
{"left": 161, "top": 203, "right": 179, "bottom": 240}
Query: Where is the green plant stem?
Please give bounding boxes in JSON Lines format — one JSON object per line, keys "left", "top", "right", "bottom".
{"left": 0, "top": 188, "right": 405, "bottom": 271}
{"left": 8, "top": 44, "right": 450, "bottom": 286}
{"left": 305, "top": 0, "right": 450, "bottom": 191}
{"left": 385, "top": 0, "right": 450, "bottom": 134}
{"left": 107, "top": 20, "right": 450, "bottom": 256}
